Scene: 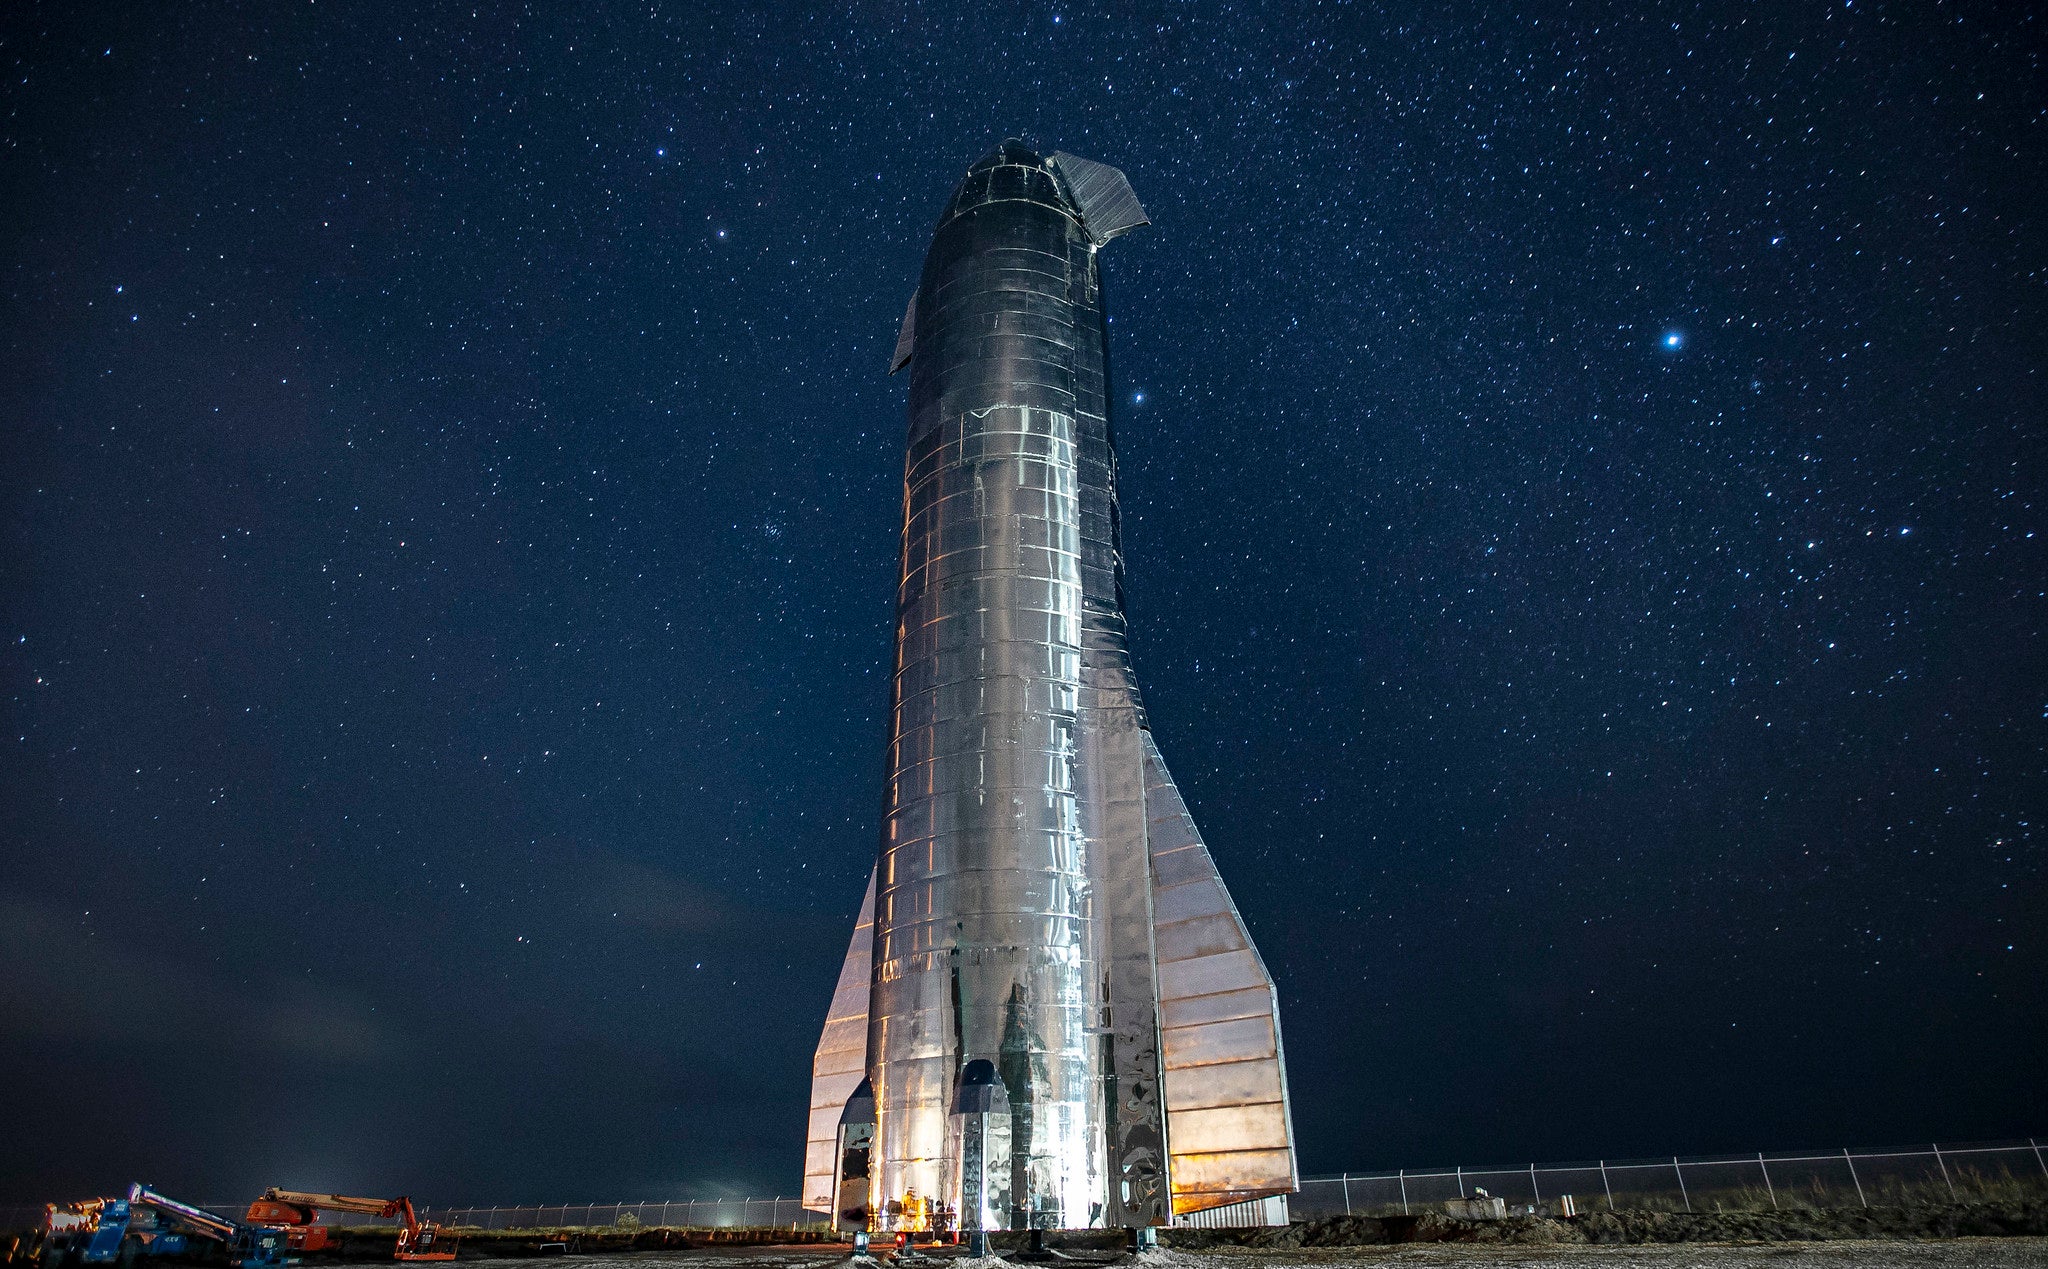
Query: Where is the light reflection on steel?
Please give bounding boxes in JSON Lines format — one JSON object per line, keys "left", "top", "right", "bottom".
{"left": 802, "top": 140, "right": 1296, "bottom": 1233}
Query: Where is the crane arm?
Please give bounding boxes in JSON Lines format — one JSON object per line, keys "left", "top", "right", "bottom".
{"left": 258, "top": 1190, "right": 402, "bottom": 1219}
{"left": 130, "top": 1185, "right": 240, "bottom": 1241}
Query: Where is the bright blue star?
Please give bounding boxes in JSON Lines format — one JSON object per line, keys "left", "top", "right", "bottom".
{"left": 1663, "top": 331, "right": 1684, "bottom": 350}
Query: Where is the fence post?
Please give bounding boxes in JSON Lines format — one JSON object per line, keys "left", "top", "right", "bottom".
{"left": 2031, "top": 1138, "right": 2048, "bottom": 1182}
{"left": 1339, "top": 1173, "right": 1351, "bottom": 1215}
{"left": 1398, "top": 1171, "right": 1408, "bottom": 1216}
{"left": 1456, "top": 1166, "right": 1465, "bottom": 1199}
{"left": 1529, "top": 1164, "right": 1541, "bottom": 1204}
{"left": 1757, "top": 1154, "right": 1776, "bottom": 1210}
{"left": 1674, "top": 1158, "right": 1691, "bottom": 1213}
{"left": 662, "top": 1201, "right": 671, "bottom": 1227}
{"left": 1599, "top": 1161, "right": 1613, "bottom": 1211}
{"left": 1843, "top": 1150, "right": 1867, "bottom": 1209}
{"left": 1932, "top": 1145, "right": 1956, "bottom": 1201}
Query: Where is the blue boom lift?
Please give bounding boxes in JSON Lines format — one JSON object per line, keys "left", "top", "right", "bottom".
{"left": 34, "top": 1187, "right": 291, "bottom": 1268}
{"left": 36, "top": 1198, "right": 188, "bottom": 1267}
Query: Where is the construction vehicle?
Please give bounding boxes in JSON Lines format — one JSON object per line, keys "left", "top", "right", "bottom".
{"left": 241, "top": 1192, "right": 454, "bottom": 1262}
{"left": 33, "top": 1198, "right": 189, "bottom": 1267}
{"left": 127, "top": 1187, "right": 291, "bottom": 1268}
{"left": 34, "top": 1188, "right": 290, "bottom": 1268}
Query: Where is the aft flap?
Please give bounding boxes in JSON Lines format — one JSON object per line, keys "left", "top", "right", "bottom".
{"left": 1142, "top": 730, "right": 1298, "bottom": 1214}
{"left": 1049, "top": 152, "right": 1150, "bottom": 244}
{"left": 801, "top": 867, "right": 876, "bottom": 1214}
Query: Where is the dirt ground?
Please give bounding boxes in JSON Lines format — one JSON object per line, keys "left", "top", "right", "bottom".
{"left": 1155, "top": 1243, "right": 2048, "bottom": 1267}
{"left": 446, "top": 1242, "right": 2048, "bottom": 1269}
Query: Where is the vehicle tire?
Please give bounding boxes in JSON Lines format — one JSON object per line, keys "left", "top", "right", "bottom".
{"left": 118, "top": 1239, "right": 139, "bottom": 1268}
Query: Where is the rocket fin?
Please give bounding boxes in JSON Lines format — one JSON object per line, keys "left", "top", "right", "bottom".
{"left": 802, "top": 866, "right": 876, "bottom": 1215}
{"left": 890, "top": 292, "right": 917, "bottom": 374}
{"left": 1049, "top": 152, "right": 1150, "bottom": 244}
{"left": 1142, "top": 731, "right": 1298, "bottom": 1215}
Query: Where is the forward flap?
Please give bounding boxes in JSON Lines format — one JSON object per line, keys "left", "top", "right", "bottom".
{"left": 1050, "top": 152, "right": 1150, "bottom": 245}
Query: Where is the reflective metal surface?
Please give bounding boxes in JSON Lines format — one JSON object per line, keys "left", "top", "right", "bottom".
{"left": 1048, "top": 152, "right": 1149, "bottom": 244}
{"left": 1144, "top": 732, "right": 1298, "bottom": 1213}
{"left": 1061, "top": 145, "right": 1171, "bottom": 1224}
{"left": 945, "top": 1059, "right": 1014, "bottom": 1232}
{"left": 803, "top": 869, "right": 874, "bottom": 1214}
{"left": 831, "top": 1080, "right": 876, "bottom": 1232}
{"left": 805, "top": 139, "right": 1293, "bottom": 1231}
{"left": 874, "top": 139, "right": 1102, "bottom": 1232}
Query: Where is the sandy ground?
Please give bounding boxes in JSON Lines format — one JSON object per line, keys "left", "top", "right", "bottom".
{"left": 447, "top": 1243, "right": 2048, "bottom": 1269}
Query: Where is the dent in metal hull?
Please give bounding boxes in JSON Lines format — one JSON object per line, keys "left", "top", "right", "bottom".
{"left": 805, "top": 140, "right": 1293, "bottom": 1231}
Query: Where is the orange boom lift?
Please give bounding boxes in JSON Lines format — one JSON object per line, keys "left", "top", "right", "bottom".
{"left": 243, "top": 1191, "right": 456, "bottom": 1261}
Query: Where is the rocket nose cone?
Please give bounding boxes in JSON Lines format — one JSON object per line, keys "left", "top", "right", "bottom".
{"left": 968, "top": 137, "right": 1047, "bottom": 172}
{"left": 930, "top": 139, "right": 1085, "bottom": 239}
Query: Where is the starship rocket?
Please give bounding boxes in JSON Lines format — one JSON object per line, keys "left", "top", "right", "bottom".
{"left": 803, "top": 140, "right": 1296, "bottom": 1234}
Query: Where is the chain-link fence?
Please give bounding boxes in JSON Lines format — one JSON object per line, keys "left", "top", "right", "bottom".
{"left": 1294, "top": 1139, "right": 2048, "bottom": 1218}
{"left": 8, "top": 1139, "right": 2043, "bottom": 1233}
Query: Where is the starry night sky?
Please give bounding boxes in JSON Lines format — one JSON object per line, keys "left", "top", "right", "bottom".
{"left": 3, "top": 0, "right": 2043, "bottom": 1207}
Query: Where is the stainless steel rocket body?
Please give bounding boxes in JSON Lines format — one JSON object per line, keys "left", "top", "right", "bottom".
{"left": 804, "top": 141, "right": 1297, "bottom": 1233}
{"left": 873, "top": 142, "right": 1104, "bottom": 1230}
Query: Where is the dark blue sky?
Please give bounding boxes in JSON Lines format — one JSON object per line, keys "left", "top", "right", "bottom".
{"left": 3, "top": 0, "right": 2042, "bottom": 1205}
